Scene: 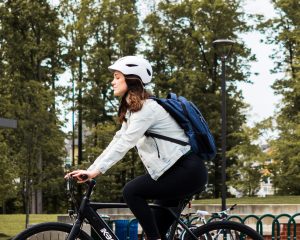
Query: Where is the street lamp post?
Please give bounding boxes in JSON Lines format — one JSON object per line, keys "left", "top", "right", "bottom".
{"left": 213, "top": 39, "right": 235, "bottom": 211}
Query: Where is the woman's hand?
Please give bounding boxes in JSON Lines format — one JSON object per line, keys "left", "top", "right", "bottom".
{"left": 64, "top": 169, "right": 101, "bottom": 183}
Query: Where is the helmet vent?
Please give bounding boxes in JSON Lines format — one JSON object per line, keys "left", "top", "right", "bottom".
{"left": 147, "top": 69, "right": 151, "bottom": 76}
{"left": 126, "top": 64, "right": 138, "bottom": 67}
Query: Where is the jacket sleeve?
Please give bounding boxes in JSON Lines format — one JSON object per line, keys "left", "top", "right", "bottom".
{"left": 87, "top": 102, "right": 156, "bottom": 174}
{"left": 87, "top": 122, "right": 126, "bottom": 172}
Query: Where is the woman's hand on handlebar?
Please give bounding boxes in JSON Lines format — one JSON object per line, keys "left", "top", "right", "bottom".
{"left": 64, "top": 169, "right": 101, "bottom": 183}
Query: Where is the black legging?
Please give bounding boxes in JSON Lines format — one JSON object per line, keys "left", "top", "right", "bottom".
{"left": 122, "top": 152, "right": 208, "bottom": 240}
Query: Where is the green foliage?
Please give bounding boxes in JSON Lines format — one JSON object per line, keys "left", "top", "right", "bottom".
{"left": 0, "top": 134, "right": 18, "bottom": 208}
{"left": 81, "top": 0, "right": 140, "bottom": 125}
{"left": 258, "top": 0, "right": 300, "bottom": 194}
{"left": 0, "top": 0, "right": 66, "bottom": 214}
{"left": 227, "top": 121, "right": 271, "bottom": 196}
{"left": 269, "top": 118, "right": 300, "bottom": 194}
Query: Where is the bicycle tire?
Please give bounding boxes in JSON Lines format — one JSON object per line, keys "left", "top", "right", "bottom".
{"left": 141, "top": 224, "right": 186, "bottom": 240}
{"left": 183, "top": 221, "right": 263, "bottom": 240}
{"left": 181, "top": 225, "right": 212, "bottom": 240}
{"left": 13, "top": 222, "right": 92, "bottom": 240}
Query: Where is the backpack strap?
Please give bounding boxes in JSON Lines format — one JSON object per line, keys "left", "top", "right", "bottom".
{"left": 147, "top": 94, "right": 189, "bottom": 146}
{"left": 145, "top": 132, "right": 189, "bottom": 146}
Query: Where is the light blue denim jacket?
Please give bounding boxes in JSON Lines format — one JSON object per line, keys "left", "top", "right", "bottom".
{"left": 87, "top": 99, "right": 191, "bottom": 180}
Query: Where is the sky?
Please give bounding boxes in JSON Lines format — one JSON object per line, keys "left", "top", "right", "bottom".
{"left": 238, "top": 0, "right": 283, "bottom": 126}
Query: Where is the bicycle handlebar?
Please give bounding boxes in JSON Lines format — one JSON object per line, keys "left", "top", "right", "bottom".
{"left": 66, "top": 176, "right": 96, "bottom": 211}
{"left": 211, "top": 204, "right": 237, "bottom": 219}
{"left": 80, "top": 174, "right": 89, "bottom": 181}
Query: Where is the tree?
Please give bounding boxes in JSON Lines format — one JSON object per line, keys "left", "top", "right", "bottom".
{"left": 258, "top": 0, "right": 300, "bottom": 194}
{"left": 0, "top": 0, "right": 66, "bottom": 220}
{"left": 143, "top": 0, "right": 254, "bottom": 198}
{"left": 227, "top": 121, "right": 270, "bottom": 196}
{"left": 269, "top": 121, "right": 300, "bottom": 194}
{"left": 0, "top": 134, "right": 18, "bottom": 213}
{"left": 60, "top": 0, "right": 93, "bottom": 165}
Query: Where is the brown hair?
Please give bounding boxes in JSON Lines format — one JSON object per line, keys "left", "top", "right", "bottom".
{"left": 118, "top": 75, "right": 151, "bottom": 123}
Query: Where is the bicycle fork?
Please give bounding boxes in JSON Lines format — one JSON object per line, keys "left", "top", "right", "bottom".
{"left": 66, "top": 197, "right": 89, "bottom": 240}
{"left": 67, "top": 218, "right": 84, "bottom": 240}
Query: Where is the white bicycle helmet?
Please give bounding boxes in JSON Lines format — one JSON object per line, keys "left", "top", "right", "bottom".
{"left": 108, "top": 56, "right": 153, "bottom": 84}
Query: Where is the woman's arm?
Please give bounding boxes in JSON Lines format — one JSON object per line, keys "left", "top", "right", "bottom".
{"left": 64, "top": 123, "right": 127, "bottom": 182}
{"left": 65, "top": 101, "right": 156, "bottom": 181}
{"left": 91, "top": 102, "right": 156, "bottom": 174}
{"left": 87, "top": 122, "right": 127, "bottom": 172}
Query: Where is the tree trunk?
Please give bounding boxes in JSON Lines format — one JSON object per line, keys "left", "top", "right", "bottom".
{"left": 37, "top": 148, "right": 43, "bottom": 213}
{"left": 214, "top": 158, "right": 221, "bottom": 198}
{"left": 25, "top": 178, "right": 30, "bottom": 229}
{"left": 2, "top": 200, "right": 6, "bottom": 214}
{"left": 31, "top": 189, "right": 36, "bottom": 214}
{"left": 25, "top": 149, "right": 32, "bottom": 228}
{"left": 36, "top": 189, "right": 42, "bottom": 214}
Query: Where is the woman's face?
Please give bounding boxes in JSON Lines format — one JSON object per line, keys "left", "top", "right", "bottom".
{"left": 111, "top": 71, "right": 128, "bottom": 97}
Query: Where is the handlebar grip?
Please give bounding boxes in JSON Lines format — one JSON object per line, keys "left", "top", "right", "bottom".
{"left": 69, "top": 174, "right": 88, "bottom": 181}
{"left": 80, "top": 174, "right": 88, "bottom": 181}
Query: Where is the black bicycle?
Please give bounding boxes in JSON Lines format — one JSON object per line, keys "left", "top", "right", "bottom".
{"left": 13, "top": 178, "right": 264, "bottom": 240}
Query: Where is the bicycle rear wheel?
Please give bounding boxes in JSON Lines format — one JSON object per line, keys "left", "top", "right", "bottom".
{"left": 13, "top": 222, "right": 92, "bottom": 240}
{"left": 181, "top": 225, "right": 212, "bottom": 240}
{"left": 183, "top": 221, "right": 263, "bottom": 240}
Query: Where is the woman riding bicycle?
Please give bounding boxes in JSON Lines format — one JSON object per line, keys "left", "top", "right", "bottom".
{"left": 65, "top": 56, "right": 208, "bottom": 240}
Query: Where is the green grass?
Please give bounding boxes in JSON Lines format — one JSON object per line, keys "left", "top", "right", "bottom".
{"left": 0, "top": 214, "right": 59, "bottom": 240}
{"left": 193, "top": 195, "right": 300, "bottom": 204}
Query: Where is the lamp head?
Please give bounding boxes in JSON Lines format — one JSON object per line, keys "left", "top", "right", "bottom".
{"left": 213, "top": 39, "right": 235, "bottom": 61}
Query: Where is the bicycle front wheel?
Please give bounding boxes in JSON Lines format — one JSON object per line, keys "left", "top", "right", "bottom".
{"left": 13, "top": 222, "right": 92, "bottom": 240}
{"left": 183, "top": 221, "right": 263, "bottom": 240}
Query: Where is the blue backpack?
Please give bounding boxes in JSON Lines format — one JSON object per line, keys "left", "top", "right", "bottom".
{"left": 146, "top": 93, "right": 216, "bottom": 160}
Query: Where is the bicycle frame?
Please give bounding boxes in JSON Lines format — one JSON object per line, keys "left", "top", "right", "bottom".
{"left": 66, "top": 179, "right": 199, "bottom": 240}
